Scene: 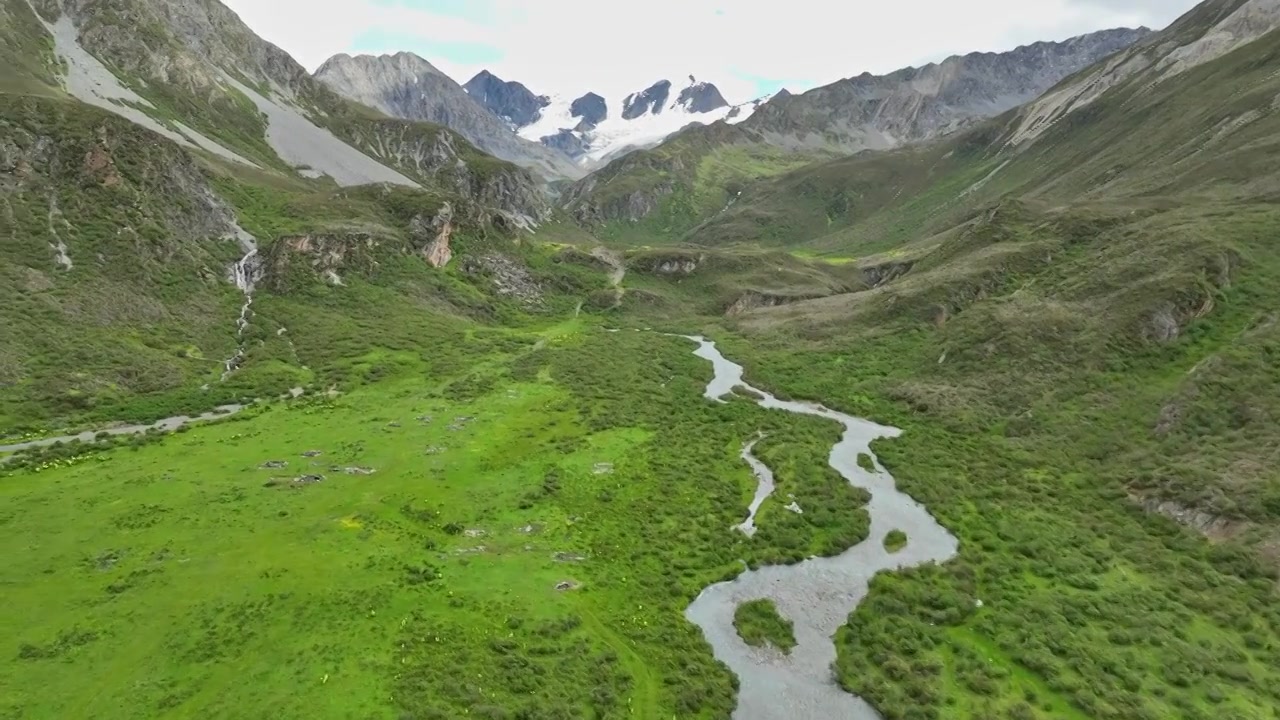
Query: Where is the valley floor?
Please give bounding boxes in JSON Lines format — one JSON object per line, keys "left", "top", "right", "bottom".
{"left": 1, "top": 314, "right": 874, "bottom": 719}
{"left": 5, "top": 255, "right": 1280, "bottom": 719}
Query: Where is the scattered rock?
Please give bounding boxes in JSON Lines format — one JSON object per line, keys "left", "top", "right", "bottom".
{"left": 302, "top": 450, "right": 323, "bottom": 458}
{"left": 294, "top": 475, "right": 325, "bottom": 485}
{"left": 460, "top": 254, "right": 543, "bottom": 304}
{"left": 387, "top": 421, "right": 402, "bottom": 428}
{"left": 424, "top": 446, "right": 447, "bottom": 455}
{"left": 416, "top": 415, "right": 433, "bottom": 423}
{"left": 554, "top": 580, "right": 581, "bottom": 592}
{"left": 464, "top": 529, "right": 487, "bottom": 538}
{"left": 519, "top": 524, "right": 542, "bottom": 534}
{"left": 260, "top": 460, "right": 288, "bottom": 469}
{"left": 344, "top": 467, "right": 376, "bottom": 476}
{"left": 455, "top": 545, "right": 487, "bottom": 555}
{"left": 592, "top": 462, "right": 614, "bottom": 475}
{"left": 785, "top": 501, "right": 804, "bottom": 514}
{"left": 554, "top": 552, "right": 587, "bottom": 563}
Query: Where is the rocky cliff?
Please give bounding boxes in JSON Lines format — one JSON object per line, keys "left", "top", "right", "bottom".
{"left": 338, "top": 119, "right": 550, "bottom": 227}
{"left": 741, "top": 27, "right": 1151, "bottom": 152}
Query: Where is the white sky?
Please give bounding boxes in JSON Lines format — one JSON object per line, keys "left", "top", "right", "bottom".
{"left": 222, "top": 0, "right": 1201, "bottom": 103}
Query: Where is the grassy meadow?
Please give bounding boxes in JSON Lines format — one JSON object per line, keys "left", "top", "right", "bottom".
{"left": 1, "top": 307, "right": 884, "bottom": 719}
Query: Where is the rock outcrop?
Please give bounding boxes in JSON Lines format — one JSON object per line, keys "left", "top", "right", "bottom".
{"left": 622, "top": 80, "right": 673, "bottom": 120}
{"left": 463, "top": 70, "right": 550, "bottom": 128}
{"left": 676, "top": 78, "right": 728, "bottom": 113}
{"left": 413, "top": 203, "right": 455, "bottom": 268}
{"left": 340, "top": 120, "right": 549, "bottom": 226}
{"left": 570, "top": 93, "right": 608, "bottom": 128}
{"left": 725, "top": 291, "right": 824, "bottom": 316}
{"left": 262, "top": 232, "right": 382, "bottom": 292}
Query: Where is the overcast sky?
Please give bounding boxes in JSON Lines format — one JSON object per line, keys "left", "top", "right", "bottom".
{"left": 222, "top": 0, "right": 1202, "bottom": 102}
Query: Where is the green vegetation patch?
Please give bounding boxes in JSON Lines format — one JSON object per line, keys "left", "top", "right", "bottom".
{"left": 733, "top": 599, "right": 796, "bottom": 653}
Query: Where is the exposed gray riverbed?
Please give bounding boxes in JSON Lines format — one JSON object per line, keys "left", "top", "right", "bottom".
{"left": 0, "top": 405, "right": 245, "bottom": 456}
{"left": 736, "top": 435, "right": 773, "bottom": 537}
{"left": 681, "top": 335, "right": 959, "bottom": 720}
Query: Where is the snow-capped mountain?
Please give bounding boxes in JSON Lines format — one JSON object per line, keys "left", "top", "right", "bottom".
{"left": 464, "top": 73, "right": 769, "bottom": 166}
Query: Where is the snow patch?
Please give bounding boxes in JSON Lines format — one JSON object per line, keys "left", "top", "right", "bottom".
{"left": 518, "top": 80, "right": 769, "bottom": 165}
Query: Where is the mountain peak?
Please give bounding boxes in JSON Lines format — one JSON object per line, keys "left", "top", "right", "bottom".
{"left": 316, "top": 51, "right": 449, "bottom": 82}
{"left": 570, "top": 92, "right": 608, "bottom": 128}
{"left": 621, "top": 80, "right": 673, "bottom": 120}
{"left": 676, "top": 78, "right": 728, "bottom": 114}
{"left": 462, "top": 69, "right": 550, "bottom": 129}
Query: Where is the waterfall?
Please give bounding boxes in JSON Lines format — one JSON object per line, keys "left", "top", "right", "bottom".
{"left": 221, "top": 223, "right": 260, "bottom": 380}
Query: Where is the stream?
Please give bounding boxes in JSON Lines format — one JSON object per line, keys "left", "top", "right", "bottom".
{"left": 222, "top": 222, "right": 261, "bottom": 379}
{"left": 681, "top": 335, "right": 959, "bottom": 719}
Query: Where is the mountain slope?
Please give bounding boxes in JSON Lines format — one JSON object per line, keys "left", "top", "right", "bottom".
{"left": 314, "top": 52, "right": 583, "bottom": 180}
{"left": 0, "top": 0, "right": 570, "bottom": 426}
{"left": 692, "top": 0, "right": 1280, "bottom": 252}
{"left": 6, "top": 0, "right": 558, "bottom": 215}
{"left": 562, "top": 27, "right": 1150, "bottom": 232}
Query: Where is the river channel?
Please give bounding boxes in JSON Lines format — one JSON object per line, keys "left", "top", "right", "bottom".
{"left": 681, "top": 335, "right": 959, "bottom": 719}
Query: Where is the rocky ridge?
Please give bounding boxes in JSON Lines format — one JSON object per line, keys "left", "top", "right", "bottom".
{"left": 562, "top": 26, "right": 1153, "bottom": 225}
{"left": 314, "top": 52, "right": 582, "bottom": 180}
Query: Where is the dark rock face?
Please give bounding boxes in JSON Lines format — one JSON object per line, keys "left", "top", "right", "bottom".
{"left": 463, "top": 70, "right": 550, "bottom": 128}
{"left": 570, "top": 92, "right": 608, "bottom": 127}
{"left": 541, "top": 129, "right": 589, "bottom": 157}
{"left": 622, "top": 80, "right": 672, "bottom": 119}
{"left": 676, "top": 78, "right": 728, "bottom": 113}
